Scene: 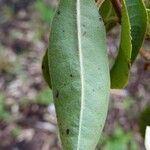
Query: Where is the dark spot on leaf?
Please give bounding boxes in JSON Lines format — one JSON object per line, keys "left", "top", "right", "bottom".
{"left": 42, "top": 64, "right": 44, "bottom": 70}
{"left": 99, "top": 17, "right": 102, "bottom": 21}
{"left": 55, "top": 90, "right": 59, "bottom": 98}
{"left": 66, "top": 129, "right": 70, "bottom": 135}
{"left": 70, "top": 74, "right": 73, "bottom": 77}
{"left": 82, "top": 24, "right": 86, "bottom": 27}
{"left": 57, "top": 11, "right": 60, "bottom": 15}
{"left": 62, "top": 30, "right": 65, "bottom": 33}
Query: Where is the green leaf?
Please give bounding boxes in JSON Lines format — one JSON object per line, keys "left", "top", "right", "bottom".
{"left": 48, "top": 0, "right": 110, "bottom": 149}
{"left": 42, "top": 49, "right": 52, "bottom": 88}
{"left": 126, "top": 0, "right": 147, "bottom": 63}
{"left": 110, "top": 0, "right": 132, "bottom": 89}
{"left": 99, "top": 0, "right": 118, "bottom": 32}
{"left": 110, "top": 0, "right": 147, "bottom": 89}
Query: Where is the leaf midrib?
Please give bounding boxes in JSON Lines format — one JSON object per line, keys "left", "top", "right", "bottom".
{"left": 76, "top": 0, "right": 84, "bottom": 149}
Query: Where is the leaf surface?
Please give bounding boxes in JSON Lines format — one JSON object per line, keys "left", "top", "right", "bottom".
{"left": 48, "top": 0, "right": 110, "bottom": 149}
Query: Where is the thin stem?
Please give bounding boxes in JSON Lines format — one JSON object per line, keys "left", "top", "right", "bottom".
{"left": 96, "top": 0, "right": 105, "bottom": 8}
{"left": 111, "top": 0, "right": 122, "bottom": 23}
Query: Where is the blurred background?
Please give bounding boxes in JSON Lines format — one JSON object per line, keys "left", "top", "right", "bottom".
{"left": 0, "top": 0, "right": 150, "bottom": 149}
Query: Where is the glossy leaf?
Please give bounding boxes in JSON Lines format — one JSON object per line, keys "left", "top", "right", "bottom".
{"left": 110, "top": 0, "right": 132, "bottom": 89}
{"left": 126, "top": 0, "right": 147, "bottom": 63}
{"left": 110, "top": 0, "right": 147, "bottom": 89}
{"left": 48, "top": 0, "right": 110, "bottom": 149}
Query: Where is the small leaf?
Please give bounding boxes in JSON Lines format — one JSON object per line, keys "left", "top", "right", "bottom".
{"left": 42, "top": 49, "right": 51, "bottom": 88}
{"left": 48, "top": 0, "right": 110, "bottom": 149}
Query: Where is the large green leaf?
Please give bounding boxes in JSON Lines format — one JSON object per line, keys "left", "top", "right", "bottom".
{"left": 126, "top": 0, "right": 147, "bottom": 63}
{"left": 48, "top": 0, "right": 110, "bottom": 149}
{"left": 110, "top": 0, "right": 147, "bottom": 89}
{"left": 110, "top": 0, "right": 132, "bottom": 89}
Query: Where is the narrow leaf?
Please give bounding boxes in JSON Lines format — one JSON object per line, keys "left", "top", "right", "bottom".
{"left": 110, "top": 0, "right": 132, "bottom": 89}
{"left": 48, "top": 0, "right": 110, "bottom": 149}
{"left": 126, "top": 0, "right": 147, "bottom": 63}
{"left": 110, "top": 0, "right": 147, "bottom": 89}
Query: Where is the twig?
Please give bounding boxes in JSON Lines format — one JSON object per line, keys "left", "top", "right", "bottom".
{"left": 111, "top": 0, "right": 122, "bottom": 23}
{"left": 140, "top": 48, "right": 150, "bottom": 61}
{"left": 96, "top": 0, "right": 105, "bottom": 8}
